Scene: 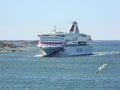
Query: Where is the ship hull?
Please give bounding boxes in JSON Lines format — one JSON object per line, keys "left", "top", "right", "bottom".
{"left": 58, "top": 45, "right": 92, "bottom": 56}
{"left": 40, "top": 47, "right": 62, "bottom": 56}
{"left": 40, "top": 45, "right": 92, "bottom": 57}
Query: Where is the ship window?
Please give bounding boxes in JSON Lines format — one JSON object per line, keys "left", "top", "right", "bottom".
{"left": 78, "top": 42, "right": 87, "bottom": 46}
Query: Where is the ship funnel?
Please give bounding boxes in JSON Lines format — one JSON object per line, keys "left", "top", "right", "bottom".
{"left": 69, "top": 21, "right": 79, "bottom": 34}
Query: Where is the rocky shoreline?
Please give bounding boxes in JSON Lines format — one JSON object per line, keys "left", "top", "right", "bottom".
{"left": 0, "top": 40, "right": 38, "bottom": 52}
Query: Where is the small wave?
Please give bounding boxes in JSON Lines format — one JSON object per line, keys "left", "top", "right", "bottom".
{"left": 92, "top": 53, "right": 106, "bottom": 56}
{"left": 34, "top": 54, "right": 44, "bottom": 57}
{"left": 93, "top": 51, "right": 120, "bottom": 56}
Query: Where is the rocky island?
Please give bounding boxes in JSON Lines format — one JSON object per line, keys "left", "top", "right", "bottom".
{"left": 0, "top": 40, "right": 38, "bottom": 52}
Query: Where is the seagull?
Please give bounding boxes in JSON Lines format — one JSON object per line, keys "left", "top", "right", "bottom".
{"left": 96, "top": 64, "right": 108, "bottom": 74}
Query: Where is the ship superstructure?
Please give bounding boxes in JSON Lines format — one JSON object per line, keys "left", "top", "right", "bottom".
{"left": 38, "top": 21, "right": 92, "bottom": 56}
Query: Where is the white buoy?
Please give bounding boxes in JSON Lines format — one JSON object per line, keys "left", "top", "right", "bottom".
{"left": 96, "top": 64, "right": 108, "bottom": 74}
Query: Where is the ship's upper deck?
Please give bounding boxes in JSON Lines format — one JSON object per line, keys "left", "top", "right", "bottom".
{"left": 38, "top": 21, "right": 92, "bottom": 42}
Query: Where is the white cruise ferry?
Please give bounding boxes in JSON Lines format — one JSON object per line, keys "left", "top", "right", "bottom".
{"left": 38, "top": 21, "right": 92, "bottom": 57}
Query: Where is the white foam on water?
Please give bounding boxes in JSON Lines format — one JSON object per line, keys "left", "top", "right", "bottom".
{"left": 92, "top": 53, "right": 106, "bottom": 56}
{"left": 93, "top": 51, "right": 120, "bottom": 56}
{"left": 34, "top": 54, "right": 44, "bottom": 57}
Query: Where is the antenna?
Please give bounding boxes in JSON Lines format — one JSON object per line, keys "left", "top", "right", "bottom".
{"left": 53, "top": 25, "right": 56, "bottom": 32}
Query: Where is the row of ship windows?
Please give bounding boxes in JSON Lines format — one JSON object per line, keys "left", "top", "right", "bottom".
{"left": 41, "top": 44, "right": 59, "bottom": 46}
{"left": 41, "top": 37, "right": 61, "bottom": 38}
{"left": 40, "top": 39, "right": 61, "bottom": 41}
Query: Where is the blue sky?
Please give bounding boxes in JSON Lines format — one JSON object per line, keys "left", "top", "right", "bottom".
{"left": 0, "top": 0, "right": 120, "bottom": 40}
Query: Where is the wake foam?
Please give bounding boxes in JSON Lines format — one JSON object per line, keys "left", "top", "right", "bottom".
{"left": 34, "top": 54, "right": 44, "bottom": 57}
{"left": 93, "top": 51, "right": 120, "bottom": 56}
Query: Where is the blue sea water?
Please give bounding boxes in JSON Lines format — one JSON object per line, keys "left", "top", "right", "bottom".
{"left": 0, "top": 40, "right": 120, "bottom": 90}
